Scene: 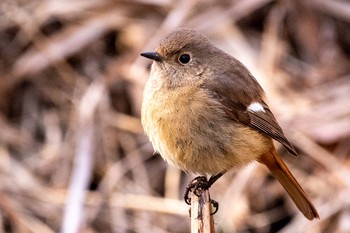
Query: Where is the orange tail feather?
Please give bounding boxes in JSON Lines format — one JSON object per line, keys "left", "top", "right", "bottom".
{"left": 259, "top": 147, "right": 319, "bottom": 220}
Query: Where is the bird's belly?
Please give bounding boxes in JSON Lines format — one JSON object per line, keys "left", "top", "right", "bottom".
{"left": 142, "top": 87, "right": 271, "bottom": 175}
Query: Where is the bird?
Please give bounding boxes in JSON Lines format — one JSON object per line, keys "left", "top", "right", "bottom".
{"left": 140, "top": 28, "right": 319, "bottom": 220}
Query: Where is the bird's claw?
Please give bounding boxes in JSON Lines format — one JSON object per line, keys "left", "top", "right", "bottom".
{"left": 184, "top": 176, "right": 219, "bottom": 215}
{"left": 184, "top": 176, "right": 208, "bottom": 205}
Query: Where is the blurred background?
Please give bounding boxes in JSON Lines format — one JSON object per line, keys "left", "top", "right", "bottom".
{"left": 0, "top": 0, "right": 350, "bottom": 232}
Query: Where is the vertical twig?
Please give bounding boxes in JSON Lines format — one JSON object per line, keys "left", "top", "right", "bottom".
{"left": 190, "top": 189, "right": 216, "bottom": 233}
{"left": 60, "top": 81, "right": 105, "bottom": 233}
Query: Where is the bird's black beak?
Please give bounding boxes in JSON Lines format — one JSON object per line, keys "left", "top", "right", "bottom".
{"left": 140, "top": 52, "right": 162, "bottom": 62}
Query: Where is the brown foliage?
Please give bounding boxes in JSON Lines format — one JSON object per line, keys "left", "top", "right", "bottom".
{"left": 0, "top": 0, "right": 349, "bottom": 232}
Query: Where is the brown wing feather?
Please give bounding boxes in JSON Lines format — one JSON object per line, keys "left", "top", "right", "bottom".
{"left": 247, "top": 102, "right": 298, "bottom": 156}
{"left": 211, "top": 94, "right": 297, "bottom": 157}
{"left": 201, "top": 61, "right": 298, "bottom": 157}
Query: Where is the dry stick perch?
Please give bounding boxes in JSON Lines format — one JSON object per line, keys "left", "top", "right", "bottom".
{"left": 190, "top": 188, "right": 216, "bottom": 233}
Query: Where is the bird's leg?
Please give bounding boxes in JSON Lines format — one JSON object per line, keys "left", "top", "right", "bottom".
{"left": 206, "top": 172, "right": 224, "bottom": 188}
{"left": 184, "top": 173, "right": 225, "bottom": 203}
{"left": 184, "top": 172, "right": 225, "bottom": 214}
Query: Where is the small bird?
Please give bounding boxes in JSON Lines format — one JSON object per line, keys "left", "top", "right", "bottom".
{"left": 140, "top": 28, "right": 319, "bottom": 220}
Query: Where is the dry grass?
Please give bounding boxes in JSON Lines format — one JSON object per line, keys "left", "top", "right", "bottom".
{"left": 0, "top": 0, "right": 349, "bottom": 232}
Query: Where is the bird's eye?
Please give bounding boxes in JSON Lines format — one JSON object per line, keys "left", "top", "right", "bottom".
{"left": 178, "top": 54, "right": 191, "bottom": 64}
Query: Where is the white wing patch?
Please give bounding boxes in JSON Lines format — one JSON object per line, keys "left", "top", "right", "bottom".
{"left": 248, "top": 102, "right": 266, "bottom": 113}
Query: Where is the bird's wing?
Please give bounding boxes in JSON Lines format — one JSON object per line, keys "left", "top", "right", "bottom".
{"left": 201, "top": 66, "right": 298, "bottom": 157}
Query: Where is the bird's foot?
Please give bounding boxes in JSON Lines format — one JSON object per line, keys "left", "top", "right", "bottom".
{"left": 184, "top": 176, "right": 219, "bottom": 215}
{"left": 184, "top": 176, "right": 208, "bottom": 205}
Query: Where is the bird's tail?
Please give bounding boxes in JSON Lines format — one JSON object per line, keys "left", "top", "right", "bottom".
{"left": 258, "top": 146, "right": 319, "bottom": 220}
